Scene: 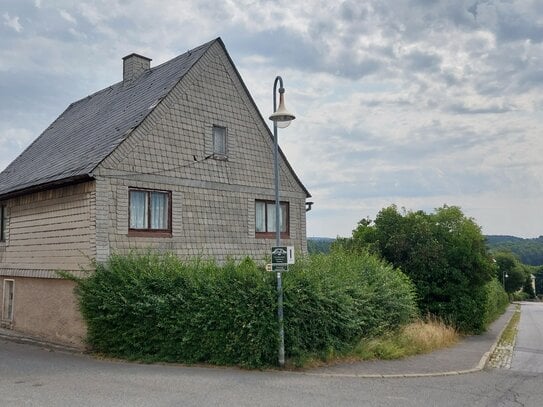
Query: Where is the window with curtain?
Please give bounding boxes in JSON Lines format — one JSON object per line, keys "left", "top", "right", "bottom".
{"left": 129, "top": 189, "right": 171, "bottom": 235}
{"left": 255, "top": 200, "right": 289, "bottom": 237}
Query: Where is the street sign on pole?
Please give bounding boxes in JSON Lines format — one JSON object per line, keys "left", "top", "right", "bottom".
{"left": 272, "top": 246, "right": 288, "bottom": 272}
{"left": 272, "top": 264, "right": 288, "bottom": 272}
{"left": 272, "top": 246, "right": 287, "bottom": 263}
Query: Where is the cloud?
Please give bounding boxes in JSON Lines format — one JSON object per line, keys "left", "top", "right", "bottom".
{"left": 446, "top": 102, "right": 514, "bottom": 114}
{"left": 403, "top": 50, "right": 442, "bottom": 73}
{"left": 473, "top": 1, "right": 543, "bottom": 43}
{"left": 59, "top": 10, "right": 77, "bottom": 25}
{"left": 2, "top": 13, "right": 22, "bottom": 32}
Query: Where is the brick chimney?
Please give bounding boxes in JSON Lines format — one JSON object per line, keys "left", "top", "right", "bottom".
{"left": 122, "top": 53, "right": 151, "bottom": 84}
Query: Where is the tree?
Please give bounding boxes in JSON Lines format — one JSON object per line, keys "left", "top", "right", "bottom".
{"left": 535, "top": 267, "right": 543, "bottom": 296}
{"left": 336, "top": 205, "right": 496, "bottom": 333}
{"left": 494, "top": 251, "right": 527, "bottom": 294}
{"left": 522, "top": 273, "right": 536, "bottom": 299}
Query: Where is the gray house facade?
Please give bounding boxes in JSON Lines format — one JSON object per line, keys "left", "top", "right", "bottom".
{"left": 0, "top": 38, "right": 310, "bottom": 346}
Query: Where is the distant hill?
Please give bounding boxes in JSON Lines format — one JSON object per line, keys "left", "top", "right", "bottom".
{"left": 485, "top": 235, "right": 543, "bottom": 266}
{"left": 307, "top": 237, "right": 335, "bottom": 254}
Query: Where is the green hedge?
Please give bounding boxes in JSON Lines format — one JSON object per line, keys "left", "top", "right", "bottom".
{"left": 72, "top": 251, "right": 417, "bottom": 367}
{"left": 284, "top": 251, "right": 418, "bottom": 357}
{"left": 483, "top": 278, "right": 510, "bottom": 326}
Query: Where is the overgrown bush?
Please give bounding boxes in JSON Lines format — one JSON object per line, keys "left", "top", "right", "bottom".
{"left": 70, "top": 250, "right": 417, "bottom": 367}
{"left": 284, "top": 251, "right": 418, "bottom": 359}
{"left": 334, "top": 205, "right": 501, "bottom": 333}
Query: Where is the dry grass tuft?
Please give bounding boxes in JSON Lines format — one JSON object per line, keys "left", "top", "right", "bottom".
{"left": 352, "top": 317, "right": 459, "bottom": 361}
{"left": 402, "top": 317, "right": 459, "bottom": 353}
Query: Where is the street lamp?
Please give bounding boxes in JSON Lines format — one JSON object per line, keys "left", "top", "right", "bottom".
{"left": 269, "top": 76, "right": 295, "bottom": 367}
{"left": 493, "top": 258, "right": 508, "bottom": 291}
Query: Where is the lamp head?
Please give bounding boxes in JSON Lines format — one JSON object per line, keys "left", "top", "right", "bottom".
{"left": 269, "top": 88, "right": 295, "bottom": 128}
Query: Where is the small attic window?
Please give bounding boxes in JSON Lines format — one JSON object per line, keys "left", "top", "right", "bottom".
{"left": 213, "top": 125, "right": 227, "bottom": 158}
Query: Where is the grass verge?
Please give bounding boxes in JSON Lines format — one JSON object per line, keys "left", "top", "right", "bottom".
{"left": 497, "top": 304, "right": 521, "bottom": 348}
{"left": 487, "top": 304, "right": 520, "bottom": 368}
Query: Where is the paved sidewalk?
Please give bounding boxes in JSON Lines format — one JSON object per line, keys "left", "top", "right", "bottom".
{"left": 306, "top": 304, "right": 516, "bottom": 378}
{"left": 0, "top": 305, "right": 515, "bottom": 378}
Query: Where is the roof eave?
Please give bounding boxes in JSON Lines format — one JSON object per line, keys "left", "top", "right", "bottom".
{"left": 0, "top": 174, "right": 94, "bottom": 201}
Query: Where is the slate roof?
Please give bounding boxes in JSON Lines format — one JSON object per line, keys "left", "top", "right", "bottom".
{"left": 0, "top": 39, "right": 215, "bottom": 198}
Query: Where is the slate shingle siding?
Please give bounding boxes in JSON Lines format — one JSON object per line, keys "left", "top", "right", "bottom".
{"left": 0, "top": 182, "right": 96, "bottom": 278}
{"left": 95, "top": 41, "right": 307, "bottom": 262}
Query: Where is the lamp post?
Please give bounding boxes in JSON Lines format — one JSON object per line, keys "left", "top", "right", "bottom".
{"left": 269, "top": 76, "right": 295, "bottom": 367}
{"left": 493, "top": 258, "right": 508, "bottom": 291}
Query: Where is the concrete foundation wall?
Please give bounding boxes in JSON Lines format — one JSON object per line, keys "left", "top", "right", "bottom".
{"left": 0, "top": 276, "right": 86, "bottom": 347}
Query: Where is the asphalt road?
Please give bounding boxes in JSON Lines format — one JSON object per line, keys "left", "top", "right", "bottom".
{"left": 1, "top": 303, "right": 542, "bottom": 406}
{"left": 511, "top": 301, "right": 543, "bottom": 374}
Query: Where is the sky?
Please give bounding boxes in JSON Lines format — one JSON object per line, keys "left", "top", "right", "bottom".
{"left": 1, "top": 0, "right": 542, "bottom": 239}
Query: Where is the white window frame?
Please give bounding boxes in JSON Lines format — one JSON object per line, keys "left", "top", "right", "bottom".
{"left": 212, "top": 125, "right": 227, "bottom": 158}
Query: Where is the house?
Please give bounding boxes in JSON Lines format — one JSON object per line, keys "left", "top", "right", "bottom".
{"left": 0, "top": 38, "right": 311, "bottom": 346}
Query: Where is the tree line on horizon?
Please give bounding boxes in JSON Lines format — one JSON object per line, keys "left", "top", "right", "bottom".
{"left": 485, "top": 235, "right": 543, "bottom": 266}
